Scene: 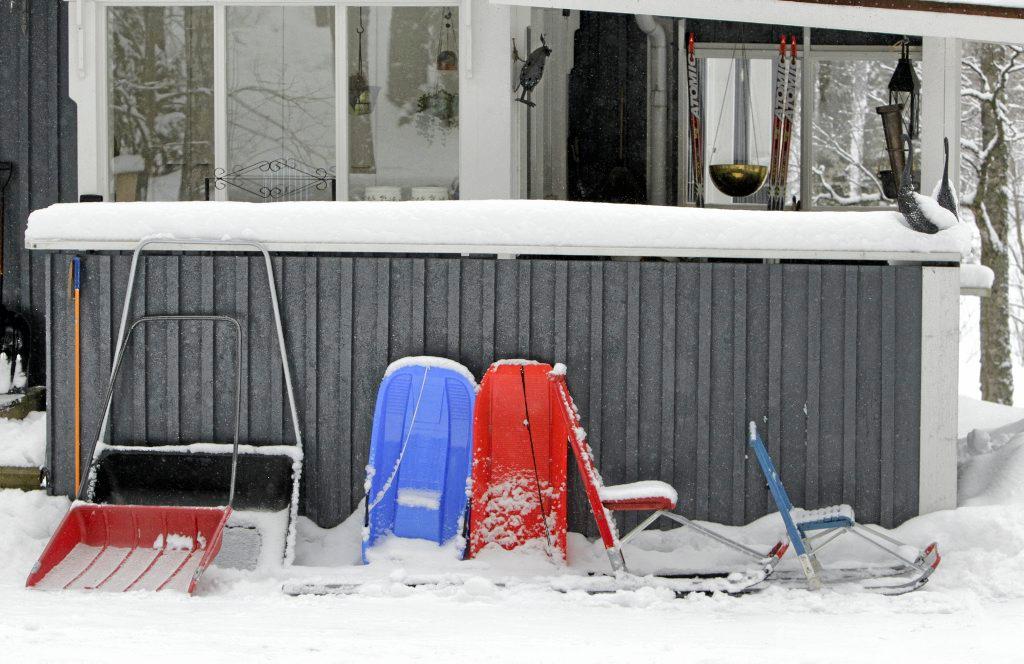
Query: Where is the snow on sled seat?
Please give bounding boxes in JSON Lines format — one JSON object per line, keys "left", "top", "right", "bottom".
{"left": 363, "top": 357, "right": 476, "bottom": 562}
{"left": 748, "top": 423, "right": 940, "bottom": 594}
{"left": 468, "top": 361, "right": 568, "bottom": 560}
{"left": 790, "top": 505, "right": 854, "bottom": 530}
{"left": 599, "top": 481, "right": 678, "bottom": 512}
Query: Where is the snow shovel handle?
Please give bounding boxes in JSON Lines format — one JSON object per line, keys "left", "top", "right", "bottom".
{"left": 84, "top": 315, "right": 243, "bottom": 509}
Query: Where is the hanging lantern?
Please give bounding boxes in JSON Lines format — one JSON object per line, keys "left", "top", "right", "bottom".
{"left": 436, "top": 9, "right": 458, "bottom": 71}
{"left": 350, "top": 8, "right": 371, "bottom": 115}
{"left": 888, "top": 39, "right": 920, "bottom": 139}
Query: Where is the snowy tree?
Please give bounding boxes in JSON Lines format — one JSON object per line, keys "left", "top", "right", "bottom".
{"left": 108, "top": 7, "right": 213, "bottom": 201}
{"left": 961, "top": 43, "right": 1024, "bottom": 405}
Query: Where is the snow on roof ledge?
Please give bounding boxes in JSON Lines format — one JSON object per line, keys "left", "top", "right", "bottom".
{"left": 26, "top": 200, "right": 972, "bottom": 262}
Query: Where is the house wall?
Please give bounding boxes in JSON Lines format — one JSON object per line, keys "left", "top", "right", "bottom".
{"left": 0, "top": 1, "right": 77, "bottom": 382}
{"left": 44, "top": 251, "right": 926, "bottom": 533}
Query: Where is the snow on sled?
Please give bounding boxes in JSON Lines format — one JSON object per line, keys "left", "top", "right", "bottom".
{"left": 748, "top": 424, "right": 940, "bottom": 595}
{"left": 466, "top": 361, "right": 784, "bottom": 595}
{"left": 27, "top": 239, "right": 305, "bottom": 593}
{"left": 468, "top": 361, "right": 568, "bottom": 560}
{"left": 363, "top": 357, "right": 476, "bottom": 561}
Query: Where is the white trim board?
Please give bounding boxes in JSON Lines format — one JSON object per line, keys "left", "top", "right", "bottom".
{"left": 23, "top": 237, "right": 963, "bottom": 262}
{"left": 919, "top": 265, "right": 959, "bottom": 514}
{"left": 491, "top": 0, "right": 1024, "bottom": 44}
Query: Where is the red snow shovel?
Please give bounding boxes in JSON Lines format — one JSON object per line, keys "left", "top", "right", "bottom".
{"left": 27, "top": 315, "right": 243, "bottom": 593}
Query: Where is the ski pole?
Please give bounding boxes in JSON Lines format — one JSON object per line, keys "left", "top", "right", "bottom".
{"left": 68, "top": 257, "right": 81, "bottom": 489}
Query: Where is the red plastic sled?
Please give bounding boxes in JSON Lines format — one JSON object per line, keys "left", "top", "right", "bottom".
{"left": 468, "top": 362, "right": 568, "bottom": 559}
{"left": 26, "top": 504, "right": 230, "bottom": 593}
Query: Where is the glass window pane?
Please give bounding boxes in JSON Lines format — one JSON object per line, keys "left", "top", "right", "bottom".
{"left": 107, "top": 6, "right": 214, "bottom": 202}
{"left": 348, "top": 6, "right": 459, "bottom": 201}
{"left": 812, "top": 59, "right": 918, "bottom": 208}
{"left": 226, "top": 6, "right": 336, "bottom": 201}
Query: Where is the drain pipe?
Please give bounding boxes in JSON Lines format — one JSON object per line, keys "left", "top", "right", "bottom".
{"left": 635, "top": 15, "right": 667, "bottom": 205}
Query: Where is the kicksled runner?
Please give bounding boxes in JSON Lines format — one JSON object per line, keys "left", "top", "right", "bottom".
{"left": 285, "top": 359, "right": 940, "bottom": 599}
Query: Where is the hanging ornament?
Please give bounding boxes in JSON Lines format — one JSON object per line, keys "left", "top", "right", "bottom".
{"left": 437, "top": 9, "right": 458, "bottom": 72}
{"left": 350, "top": 8, "right": 371, "bottom": 116}
{"left": 888, "top": 39, "right": 920, "bottom": 140}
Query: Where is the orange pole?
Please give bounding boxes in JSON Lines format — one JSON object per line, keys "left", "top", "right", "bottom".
{"left": 70, "top": 257, "right": 81, "bottom": 491}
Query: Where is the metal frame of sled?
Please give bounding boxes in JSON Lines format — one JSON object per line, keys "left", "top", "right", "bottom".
{"left": 748, "top": 424, "right": 940, "bottom": 593}
{"left": 27, "top": 238, "right": 304, "bottom": 593}
{"left": 546, "top": 365, "right": 787, "bottom": 589}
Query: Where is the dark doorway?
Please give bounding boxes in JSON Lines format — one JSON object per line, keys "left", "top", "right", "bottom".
{"left": 568, "top": 12, "right": 649, "bottom": 204}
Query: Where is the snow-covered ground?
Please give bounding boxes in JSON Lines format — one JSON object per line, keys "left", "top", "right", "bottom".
{"left": 2, "top": 407, "right": 1023, "bottom": 662}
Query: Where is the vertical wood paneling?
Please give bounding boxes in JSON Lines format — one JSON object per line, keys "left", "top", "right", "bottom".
{"left": 708, "top": 263, "right": 733, "bottom": 523}
{"left": 337, "top": 258, "right": 354, "bottom": 516}
{"left": 805, "top": 266, "right": 822, "bottom": 508}
{"left": 857, "top": 267, "right": 883, "bottom": 525}
{"left": 879, "top": 269, "right": 897, "bottom": 526}
{"left": 894, "top": 268, "right": 922, "bottom": 525}
{"left": 303, "top": 257, "right": 319, "bottom": 517}
{"left": 659, "top": 265, "right": 677, "bottom": 486}
{"left": 767, "top": 265, "right": 783, "bottom": 469}
{"left": 675, "top": 265, "right": 700, "bottom": 516}
{"left": 695, "top": 264, "right": 712, "bottom": 519}
{"left": 731, "top": 266, "right": 747, "bottom": 524}
{"left": 45, "top": 253, "right": 926, "bottom": 529}
{"left": 744, "top": 264, "right": 770, "bottom": 521}
{"left": 234, "top": 258, "right": 249, "bottom": 442}
{"left": 587, "top": 262, "right": 604, "bottom": 469}
{"left": 623, "top": 262, "right": 641, "bottom": 532}
{"left": 780, "top": 266, "right": 808, "bottom": 504}
{"left": 200, "top": 259, "right": 215, "bottom": 439}
{"left": 842, "top": 267, "right": 859, "bottom": 506}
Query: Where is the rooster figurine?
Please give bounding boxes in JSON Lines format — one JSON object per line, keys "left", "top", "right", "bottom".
{"left": 514, "top": 35, "right": 552, "bottom": 108}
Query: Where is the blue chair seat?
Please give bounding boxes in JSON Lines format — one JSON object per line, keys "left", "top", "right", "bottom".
{"left": 791, "top": 505, "right": 855, "bottom": 531}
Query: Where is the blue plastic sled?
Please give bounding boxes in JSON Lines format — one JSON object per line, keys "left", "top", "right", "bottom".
{"left": 362, "top": 358, "right": 476, "bottom": 562}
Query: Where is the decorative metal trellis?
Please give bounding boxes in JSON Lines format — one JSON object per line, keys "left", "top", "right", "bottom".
{"left": 205, "top": 159, "right": 337, "bottom": 202}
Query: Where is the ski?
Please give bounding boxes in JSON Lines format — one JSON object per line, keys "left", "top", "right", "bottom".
{"left": 768, "top": 545, "right": 940, "bottom": 596}
{"left": 766, "top": 36, "right": 788, "bottom": 211}
{"left": 282, "top": 561, "right": 778, "bottom": 598}
{"left": 772, "top": 36, "right": 799, "bottom": 211}
{"left": 686, "top": 33, "right": 705, "bottom": 208}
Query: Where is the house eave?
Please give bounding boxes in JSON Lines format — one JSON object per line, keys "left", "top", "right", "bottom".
{"left": 492, "top": 0, "right": 1024, "bottom": 43}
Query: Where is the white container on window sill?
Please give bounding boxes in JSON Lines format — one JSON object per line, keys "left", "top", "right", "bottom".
{"left": 364, "top": 186, "right": 402, "bottom": 201}
{"left": 411, "top": 186, "right": 449, "bottom": 201}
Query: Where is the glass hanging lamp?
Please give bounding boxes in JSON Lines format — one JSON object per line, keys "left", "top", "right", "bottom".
{"left": 888, "top": 39, "right": 920, "bottom": 139}
{"left": 349, "top": 8, "right": 371, "bottom": 116}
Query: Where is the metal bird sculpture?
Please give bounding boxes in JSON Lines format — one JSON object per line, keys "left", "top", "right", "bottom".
{"left": 936, "top": 137, "right": 959, "bottom": 219}
{"left": 897, "top": 136, "right": 939, "bottom": 234}
{"left": 515, "top": 35, "right": 552, "bottom": 108}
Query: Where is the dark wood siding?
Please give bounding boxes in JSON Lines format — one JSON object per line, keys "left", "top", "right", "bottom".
{"left": 1, "top": 1, "right": 77, "bottom": 382}
{"left": 44, "top": 253, "right": 922, "bottom": 530}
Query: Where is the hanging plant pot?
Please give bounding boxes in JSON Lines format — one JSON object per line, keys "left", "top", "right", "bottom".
{"left": 417, "top": 89, "right": 459, "bottom": 129}
{"left": 350, "top": 73, "right": 371, "bottom": 116}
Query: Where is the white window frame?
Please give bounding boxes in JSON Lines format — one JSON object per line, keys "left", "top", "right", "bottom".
{"left": 69, "top": 0, "right": 516, "bottom": 202}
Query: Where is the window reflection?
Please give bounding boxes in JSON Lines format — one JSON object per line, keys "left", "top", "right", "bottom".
{"left": 226, "top": 5, "right": 336, "bottom": 201}
{"left": 107, "top": 6, "right": 214, "bottom": 202}
{"left": 348, "top": 6, "right": 460, "bottom": 201}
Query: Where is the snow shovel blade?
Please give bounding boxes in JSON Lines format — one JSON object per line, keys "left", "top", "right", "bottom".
{"left": 26, "top": 504, "right": 230, "bottom": 593}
